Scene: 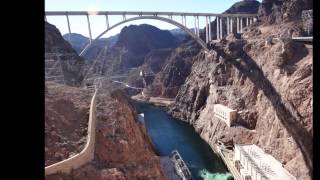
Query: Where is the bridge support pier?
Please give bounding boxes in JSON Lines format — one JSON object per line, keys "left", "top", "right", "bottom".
{"left": 219, "top": 17, "right": 223, "bottom": 39}
{"left": 240, "top": 18, "right": 243, "bottom": 33}
{"left": 236, "top": 17, "right": 239, "bottom": 33}
{"left": 105, "top": 14, "right": 109, "bottom": 29}
{"left": 216, "top": 16, "right": 220, "bottom": 40}
{"left": 196, "top": 16, "right": 200, "bottom": 37}
{"left": 194, "top": 16, "right": 197, "bottom": 35}
{"left": 230, "top": 18, "right": 233, "bottom": 34}
{"left": 86, "top": 14, "right": 92, "bottom": 43}
{"left": 181, "top": 15, "right": 184, "bottom": 25}
{"left": 209, "top": 16, "right": 212, "bottom": 41}
{"left": 227, "top": 17, "right": 230, "bottom": 35}
{"left": 246, "top": 17, "right": 249, "bottom": 27}
{"left": 206, "top": 16, "right": 209, "bottom": 43}
{"left": 66, "top": 14, "right": 71, "bottom": 41}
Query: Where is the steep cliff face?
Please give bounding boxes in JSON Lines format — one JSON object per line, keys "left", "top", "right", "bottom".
{"left": 116, "top": 24, "right": 179, "bottom": 54}
{"left": 258, "top": 0, "right": 313, "bottom": 24}
{"left": 144, "top": 40, "right": 201, "bottom": 98}
{"left": 46, "top": 90, "right": 166, "bottom": 180}
{"left": 124, "top": 48, "right": 173, "bottom": 89}
{"left": 45, "top": 22, "right": 85, "bottom": 86}
{"left": 169, "top": 23, "right": 312, "bottom": 179}
{"left": 103, "top": 24, "right": 179, "bottom": 75}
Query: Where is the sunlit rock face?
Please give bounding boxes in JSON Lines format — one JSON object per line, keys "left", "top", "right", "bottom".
{"left": 169, "top": 21, "right": 312, "bottom": 179}
{"left": 45, "top": 83, "right": 92, "bottom": 167}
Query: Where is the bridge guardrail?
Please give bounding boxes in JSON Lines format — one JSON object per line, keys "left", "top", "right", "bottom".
{"left": 45, "top": 84, "right": 98, "bottom": 175}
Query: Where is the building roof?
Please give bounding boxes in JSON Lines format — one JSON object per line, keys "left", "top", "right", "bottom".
{"left": 213, "top": 104, "right": 237, "bottom": 113}
{"left": 235, "top": 144, "right": 296, "bottom": 180}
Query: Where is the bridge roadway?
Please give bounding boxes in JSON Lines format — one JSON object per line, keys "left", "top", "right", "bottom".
{"left": 45, "top": 11, "right": 257, "bottom": 18}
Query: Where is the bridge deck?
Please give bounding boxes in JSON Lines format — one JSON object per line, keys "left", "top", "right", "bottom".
{"left": 45, "top": 11, "right": 257, "bottom": 18}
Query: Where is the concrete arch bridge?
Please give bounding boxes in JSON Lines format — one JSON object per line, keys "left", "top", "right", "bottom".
{"left": 45, "top": 11, "right": 258, "bottom": 55}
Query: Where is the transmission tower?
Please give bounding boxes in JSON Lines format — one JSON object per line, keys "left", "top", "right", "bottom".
{"left": 82, "top": 45, "right": 109, "bottom": 87}
{"left": 45, "top": 52, "right": 66, "bottom": 85}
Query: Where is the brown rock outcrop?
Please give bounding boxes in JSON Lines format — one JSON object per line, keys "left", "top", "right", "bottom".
{"left": 45, "top": 82, "right": 92, "bottom": 166}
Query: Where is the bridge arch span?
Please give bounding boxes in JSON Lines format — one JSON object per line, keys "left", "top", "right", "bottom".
{"left": 79, "top": 15, "right": 208, "bottom": 56}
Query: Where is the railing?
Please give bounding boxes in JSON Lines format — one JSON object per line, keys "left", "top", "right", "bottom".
{"left": 45, "top": 81, "right": 99, "bottom": 175}
{"left": 45, "top": 11, "right": 257, "bottom": 18}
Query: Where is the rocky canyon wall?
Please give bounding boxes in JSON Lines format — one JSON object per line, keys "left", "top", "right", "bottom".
{"left": 45, "top": 22, "right": 86, "bottom": 86}
{"left": 169, "top": 23, "right": 312, "bottom": 179}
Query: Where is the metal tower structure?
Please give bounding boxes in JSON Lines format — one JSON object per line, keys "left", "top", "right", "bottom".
{"left": 45, "top": 52, "right": 67, "bottom": 85}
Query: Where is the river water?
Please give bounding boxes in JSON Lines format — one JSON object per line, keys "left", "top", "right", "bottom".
{"left": 136, "top": 103, "right": 233, "bottom": 180}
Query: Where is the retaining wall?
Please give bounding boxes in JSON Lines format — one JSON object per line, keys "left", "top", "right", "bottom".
{"left": 45, "top": 88, "right": 98, "bottom": 175}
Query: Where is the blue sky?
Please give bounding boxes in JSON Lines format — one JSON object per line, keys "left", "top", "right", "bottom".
{"left": 45, "top": 0, "right": 261, "bottom": 38}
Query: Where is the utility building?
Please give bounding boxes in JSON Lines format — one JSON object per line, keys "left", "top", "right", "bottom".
{"left": 213, "top": 104, "right": 237, "bottom": 127}
{"left": 233, "top": 144, "right": 296, "bottom": 180}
